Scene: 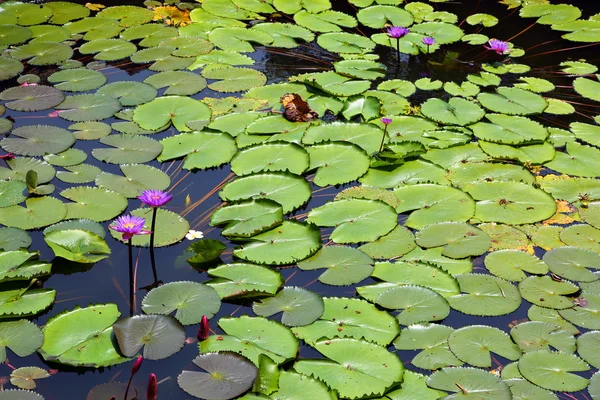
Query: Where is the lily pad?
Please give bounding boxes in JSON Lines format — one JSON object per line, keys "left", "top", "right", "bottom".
{"left": 519, "top": 276, "right": 579, "bottom": 309}
{"left": 133, "top": 96, "right": 211, "bottom": 132}
{"left": 210, "top": 199, "right": 283, "bottom": 238}
{"left": 56, "top": 94, "right": 121, "bottom": 122}
{"left": 253, "top": 287, "right": 323, "bottom": 327}
{"left": 0, "top": 197, "right": 66, "bottom": 230}
{"left": 159, "top": 131, "right": 236, "bottom": 170}
{"left": 113, "top": 314, "right": 185, "bottom": 360}
{"left": 44, "top": 229, "right": 110, "bottom": 264}
{"left": 448, "top": 325, "right": 521, "bottom": 367}
{"left": 11, "top": 42, "right": 73, "bottom": 65}
{"left": 0, "top": 320, "right": 43, "bottom": 363}
{"left": 1, "top": 125, "right": 75, "bottom": 157}
{"left": 61, "top": 186, "right": 127, "bottom": 222}
{"left": 96, "top": 81, "right": 157, "bottom": 106}
{"left": 297, "top": 246, "right": 374, "bottom": 286}
{"left": 205, "top": 263, "right": 283, "bottom": 299}
{"left": 426, "top": 367, "right": 511, "bottom": 399}
{"left": 92, "top": 135, "right": 162, "bottom": 164}
{"left": 415, "top": 222, "right": 490, "bottom": 259}
{"left": 0, "top": 86, "right": 65, "bottom": 112}
{"left": 518, "top": 350, "right": 589, "bottom": 392}
{"left": 95, "top": 164, "right": 170, "bottom": 198}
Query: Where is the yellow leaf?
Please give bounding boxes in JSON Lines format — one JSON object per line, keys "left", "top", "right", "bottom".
{"left": 85, "top": 3, "right": 105, "bottom": 11}
{"left": 152, "top": 6, "right": 191, "bottom": 27}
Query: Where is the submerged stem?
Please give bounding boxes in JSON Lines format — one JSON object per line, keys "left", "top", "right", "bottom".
{"left": 395, "top": 38, "right": 400, "bottom": 75}
{"left": 124, "top": 374, "right": 133, "bottom": 400}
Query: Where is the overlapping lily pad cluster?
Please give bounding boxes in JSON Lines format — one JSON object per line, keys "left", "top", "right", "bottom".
{"left": 0, "top": 0, "right": 599, "bottom": 398}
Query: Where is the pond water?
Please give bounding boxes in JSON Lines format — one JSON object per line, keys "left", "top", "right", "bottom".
{"left": 0, "top": 0, "right": 600, "bottom": 399}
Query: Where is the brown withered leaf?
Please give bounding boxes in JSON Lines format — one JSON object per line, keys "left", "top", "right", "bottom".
{"left": 281, "top": 93, "right": 318, "bottom": 122}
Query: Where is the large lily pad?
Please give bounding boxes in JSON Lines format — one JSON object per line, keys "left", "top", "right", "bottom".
{"left": 0, "top": 86, "right": 64, "bottom": 111}
{"left": 1, "top": 125, "right": 75, "bottom": 157}
{"left": 0, "top": 197, "right": 66, "bottom": 230}
{"left": 133, "top": 96, "right": 211, "bottom": 132}
{"left": 39, "top": 304, "right": 128, "bottom": 367}
{"left": 113, "top": 314, "right": 185, "bottom": 360}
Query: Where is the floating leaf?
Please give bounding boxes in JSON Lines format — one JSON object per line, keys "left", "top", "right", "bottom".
{"left": 220, "top": 172, "right": 310, "bottom": 214}
{"left": 448, "top": 325, "right": 521, "bottom": 367}
{"left": 559, "top": 292, "right": 600, "bottom": 329}
{"left": 113, "top": 208, "right": 189, "bottom": 247}
{"left": 113, "top": 314, "right": 185, "bottom": 360}
{"left": 297, "top": 246, "right": 373, "bottom": 286}
{"left": 210, "top": 199, "right": 283, "bottom": 238}
{"left": 294, "top": 338, "right": 403, "bottom": 399}
{"left": 159, "top": 131, "right": 236, "bottom": 170}
{"left": 393, "top": 323, "right": 462, "bottom": 370}
{"left": 68, "top": 121, "right": 111, "bottom": 141}
{"left": 292, "top": 297, "right": 398, "bottom": 346}
{"left": 205, "top": 263, "right": 283, "bottom": 299}
{"left": 0, "top": 57, "right": 23, "bottom": 81}
{"left": 470, "top": 114, "right": 548, "bottom": 144}
{"left": 141, "top": 281, "right": 221, "bottom": 325}
{"left": 511, "top": 321, "right": 576, "bottom": 353}
{"left": 44, "top": 229, "right": 110, "bottom": 264}
{"left": 11, "top": 42, "right": 73, "bottom": 66}
{"left": 0, "top": 228, "right": 31, "bottom": 251}
{"left": 96, "top": 81, "right": 157, "bottom": 106}
{"left": 133, "top": 96, "right": 211, "bottom": 132}
{"left": 253, "top": 287, "right": 323, "bottom": 327}
{"left": 415, "top": 222, "right": 490, "bottom": 259}
{"left": 178, "top": 352, "right": 258, "bottom": 400}
{"left": 39, "top": 303, "right": 127, "bottom": 367}
{"left": 93, "top": 135, "right": 162, "bottom": 164}
{"left": 95, "top": 164, "right": 169, "bottom": 198}
{"left": 56, "top": 94, "right": 121, "bottom": 122}
{"left": 56, "top": 164, "right": 101, "bottom": 184}
{"left": 0, "top": 86, "right": 65, "bottom": 112}
{"left": 426, "top": 367, "right": 511, "bottom": 399}
{"left": 0, "top": 320, "right": 43, "bottom": 363}
{"left": 43, "top": 219, "right": 105, "bottom": 239}
{"left": 1, "top": 125, "right": 75, "bottom": 157}
{"left": 484, "top": 250, "right": 547, "bottom": 282}
{"left": 543, "top": 246, "right": 600, "bottom": 282}
{"left": 372, "top": 261, "right": 459, "bottom": 298}
{"left": 358, "top": 225, "right": 416, "bottom": 259}
{"left": 0, "top": 197, "right": 66, "bottom": 230}
{"left": 307, "top": 142, "right": 370, "bottom": 187}
{"left": 203, "top": 67, "right": 267, "bottom": 93}
{"left": 448, "top": 273, "right": 521, "bottom": 316}
{"left": 307, "top": 199, "right": 397, "bottom": 243}
{"left": 477, "top": 87, "right": 547, "bottom": 115}
{"left": 233, "top": 220, "right": 321, "bottom": 265}
{"left": 10, "top": 367, "right": 49, "bottom": 390}
{"left": 200, "top": 316, "right": 298, "bottom": 365}
{"left": 61, "top": 186, "right": 126, "bottom": 222}
{"left": 519, "top": 276, "right": 579, "bottom": 309}
{"left": 376, "top": 285, "right": 450, "bottom": 326}
{"left": 518, "top": 350, "right": 589, "bottom": 392}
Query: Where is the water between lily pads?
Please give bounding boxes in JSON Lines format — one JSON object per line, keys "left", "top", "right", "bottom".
{"left": 3, "top": 0, "right": 600, "bottom": 399}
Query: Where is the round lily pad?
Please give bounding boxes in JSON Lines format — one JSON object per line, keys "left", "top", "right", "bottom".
{"left": 133, "top": 96, "right": 212, "bottom": 132}
{"left": 92, "top": 135, "right": 162, "bottom": 164}
{"left": 0, "top": 180, "right": 27, "bottom": 208}
{"left": 518, "top": 350, "right": 589, "bottom": 392}
{"left": 61, "top": 186, "right": 127, "bottom": 222}
{"left": 511, "top": 321, "right": 576, "bottom": 354}
{"left": 48, "top": 68, "right": 107, "bottom": 92}
{"left": 113, "top": 314, "right": 185, "bottom": 360}
{"left": 43, "top": 148, "right": 87, "bottom": 167}
{"left": 415, "top": 222, "right": 491, "bottom": 259}
{"left": 0, "top": 57, "right": 24, "bottom": 81}
{"left": 57, "top": 94, "right": 122, "bottom": 122}
{"left": 297, "top": 246, "right": 374, "bottom": 286}
{"left": 519, "top": 276, "right": 579, "bottom": 309}
{"left": 448, "top": 273, "right": 521, "bottom": 316}
{"left": 0, "top": 86, "right": 65, "bottom": 112}
{"left": 253, "top": 287, "right": 324, "bottom": 327}
{"left": 68, "top": 122, "right": 111, "bottom": 141}
{"left": 543, "top": 246, "right": 600, "bottom": 282}
{"left": 0, "top": 197, "right": 66, "bottom": 230}
{"left": 109, "top": 208, "right": 189, "bottom": 247}
{"left": 484, "top": 250, "right": 547, "bottom": 282}
{"left": 1, "top": 125, "right": 75, "bottom": 157}
{"left": 95, "top": 164, "right": 170, "bottom": 198}
{"left": 96, "top": 81, "right": 157, "bottom": 106}
{"left": 0, "top": 228, "right": 31, "bottom": 251}
{"left": 11, "top": 42, "right": 73, "bottom": 66}
{"left": 448, "top": 325, "right": 521, "bottom": 367}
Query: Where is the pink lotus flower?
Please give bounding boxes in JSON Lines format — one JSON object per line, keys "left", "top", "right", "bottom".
{"left": 485, "top": 39, "right": 509, "bottom": 55}
{"left": 197, "top": 315, "right": 210, "bottom": 341}
{"left": 147, "top": 373, "right": 158, "bottom": 400}
{"left": 109, "top": 215, "right": 151, "bottom": 242}
{"left": 138, "top": 189, "right": 173, "bottom": 208}
{"left": 20, "top": 82, "right": 38, "bottom": 87}
{"left": 387, "top": 26, "right": 409, "bottom": 39}
{"left": 132, "top": 356, "right": 143, "bottom": 375}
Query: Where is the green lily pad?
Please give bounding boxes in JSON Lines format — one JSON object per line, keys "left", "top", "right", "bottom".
{"left": 0, "top": 25, "right": 32, "bottom": 45}
{"left": 39, "top": 303, "right": 128, "bottom": 367}
{"left": 113, "top": 314, "right": 185, "bottom": 360}
{"left": 518, "top": 350, "right": 589, "bottom": 392}
{"left": 484, "top": 250, "right": 547, "bottom": 282}
{"left": 253, "top": 287, "right": 323, "bottom": 327}
{"left": 158, "top": 131, "right": 236, "bottom": 170}
{"left": 95, "top": 164, "right": 170, "bottom": 198}
{"left": 1, "top": 125, "right": 75, "bottom": 157}
{"left": 61, "top": 186, "right": 127, "bottom": 222}
{"left": 372, "top": 261, "right": 459, "bottom": 298}
{"left": 233, "top": 220, "right": 321, "bottom": 265}
{"left": 307, "top": 142, "right": 370, "bottom": 187}
{"left": 519, "top": 276, "right": 579, "bottom": 309}
{"left": 0, "top": 157, "right": 55, "bottom": 184}
{"left": 200, "top": 315, "right": 298, "bottom": 365}
{"left": 203, "top": 67, "right": 267, "bottom": 93}
{"left": 141, "top": 281, "right": 221, "bottom": 325}
{"left": 358, "top": 225, "right": 416, "bottom": 259}
{"left": 448, "top": 325, "right": 521, "bottom": 367}
{"left": 0, "top": 228, "right": 31, "bottom": 251}
{"left": 56, "top": 94, "right": 121, "bottom": 122}
{"left": 297, "top": 246, "right": 374, "bottom": 286}
{"left": 477, "top": 87, "right": 547, "bottom": 115}
{"left": 376, "top": 284, "right": 450, "bottom": 326}
{"left": 415, "top": 222, "right": 491, "bottom": 259}
{"left": 11, "top": 42, "right": 73, "bottom": 66}
{"left": 0, "top": 86, "right": 65, "bottom": 112}
{"left": 426, "top": 367, "right": 511, "bottom": 399}
{"left": 96, "top": 81, "right": 157, "bottom": 106}
{"left": 44, "top": 229, "right": 110, "bottom": 264}
{"left": 296, "top": 337, "right": 403, "bottom": 399}
{"left": 210, "top": 199, "right": 283, "bottom": 238}
{"left": 10, "top": 367, "right": 49, "bottom": 390}
{"left": 219, "top": 172, "right": 311, "bottom": 214}
{"left": 208, "top": 27, "right": 273, "bottom": 52}
{"left": 307, "top": 199, "right": 397, "bottom": 243}
{"left": 43, "top": 219, "right": 105, "bottom": 239}
{"left": 178, "top": 352, "right": 258, "bottom": 400}
{"left": 294, "top": 10, "right": 357, "bottom": 33}
{"left": 511, "top": 321, "right": 576, "bottom": 353}
{"left": 0, "top": 197, "right": 66, "bottom": 230}
{"left": 543, "top": 246, "right": 600, "bottom": 282}
{"left": 0, "top": 320, "right": 43, "bottom": 362}
{"left": 470, "top": 114, "right": 548, "bottom": 144}
{"left": 0, "top": 57, "right": 23, "bottom": 81}
{"left": 143, "top": 71, "right": 206, "bottom": 96}
{"left": 43, "top": 149, "right": 87, "bottom": 167}
{"left": 291, "top": 297, "right": 399, "bottom": 346}
{"left": 448, "top": 273, "right": 521, "bottom": 316}
{"left": 56, "top": 164, "right": 101, "bottom": 184}
{"left": 133, "top": 96, "right": 211, "bottom": 132}
{"left": 110, "top": 208, "right": 189, "bottom": 247}
{"left": 205, "top": 263, "right": 283, "bottom": 299}
{"left": 97, "top": 5, "right": 153, "bottom": 27}
{"left": 421, "top": 97, "right": 484, "bottom": 126}
{"left": 68, "top": 122, "right": 111, "bottom": 141}
{"left": 92, "top": 135, "right": 162, "bottom": 164}
{"left": 545, "top": 142, "right": 600, "bottom": 177}
{"left": 393, "top": 323, "right": 462, "bottom": 370}
{"left": 559, "top": 292, "right": 600, "bottom": 329}
{"left": 0, "top": 180, "right": 27, "bottom": 208}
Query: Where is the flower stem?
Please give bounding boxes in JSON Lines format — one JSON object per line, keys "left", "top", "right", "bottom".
{"left": 395, "top": 38, "right": 400, "bottom": 75}
{"left": 128, "top": 238, "right": 134, "bottom": 317}
{"left": 124, "top": 373, "right": 133, "bottom": 400}
{"left": 378, "top": 126, "right": 388, "bottom": 153}
{"left": 149, "top": 207, "right": 159, "bottom": 284}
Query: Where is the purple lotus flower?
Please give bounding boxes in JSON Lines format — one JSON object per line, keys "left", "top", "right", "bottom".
{"left": 485, "top": 39, "right": 509, "bottom": 55}
{"left": 138, "top": 189, "right": 173, "bottom": 208}
{"left": 423, "top": 37, "right": 435, "bottom": 46}
{"left": 109, "top": 215, "right": 151, "bottom": 242}
{"left": 381, "top": 118, "right": 392, "bottom": 125}
{"left": 387, "top": 26, "right": 409, "bottom": 39}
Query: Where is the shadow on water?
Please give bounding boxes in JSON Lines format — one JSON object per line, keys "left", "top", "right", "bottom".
{"left": 1, "top": 0, "right": 600, "bottom": 398}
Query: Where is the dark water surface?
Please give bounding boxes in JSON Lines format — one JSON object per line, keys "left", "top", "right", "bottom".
{"left": 3, "top": 0, "right": 600, "bottom": 398}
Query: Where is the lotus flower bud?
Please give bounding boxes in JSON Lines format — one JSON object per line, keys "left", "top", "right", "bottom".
{"left": 197, "top": 315, "right": 209, "bottom": 341}
{"left": 147, "top": 373, "right": 158, "bottom": 400}
{"left": 132, "top": 356, "right": 143, "bottom": 375}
